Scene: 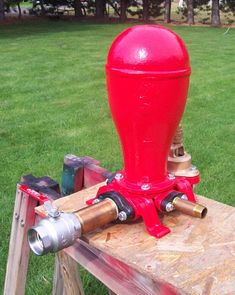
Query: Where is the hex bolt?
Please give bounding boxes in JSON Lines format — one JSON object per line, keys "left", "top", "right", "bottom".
{"left": 165, "top": 202, "right": 174, "bottom": 212}
{"left": 168, "top": 173, "right": 175, "bottom": 180}
{"left": 181, "top": 194, "right": 188, "bottom": 200}
{"left": 115, "top": 173, "right": 123, "bottom": 181}
{"left": 49, "top": 208, "right": 60, "bottom": 218}
{"left": 118, "top": 211, "right": 127, "bottom": 221}
{"left": 92, "top": 199, "right": 100, "bottom": 205}
{"left": 141, "top": 184, "right": 150, "bottom": 191}
{"left": 44, "top": 201, "right": 60, "bottom": 218}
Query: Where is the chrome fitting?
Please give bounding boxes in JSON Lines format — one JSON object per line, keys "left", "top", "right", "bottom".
{"left": 165, "top": 202, "right": 174, "bottom": 212}
{"left": 181, "top": 194, "right": 188, "bottom": 200}
{"left": 118, "top": 211, "right": 127, "bottom": 221}
{"left": 28, "top": 212, "right": 81, "bottom": 256}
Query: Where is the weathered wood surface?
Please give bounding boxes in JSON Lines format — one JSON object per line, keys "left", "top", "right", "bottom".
{"left": 53, "top": 254, "right": 65, "bottom": 295}
{"left": 53, "top": 252, "right": 85, "bottom": 295}
{"left": 4, "top": 186, "right": 38, "bottom": 295}
{"left": 36, "top": 183, "right": 235, "bottom": 295}
{"left": 65, "top": 239, "right": 177, "bottom": 295}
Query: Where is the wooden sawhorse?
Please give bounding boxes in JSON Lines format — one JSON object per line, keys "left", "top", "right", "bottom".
{"left": 4, "top": 156, "right": 235, "bottom": 295}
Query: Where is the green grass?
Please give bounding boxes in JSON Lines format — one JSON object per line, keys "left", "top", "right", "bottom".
{"left": 0, "top": 20, "right": 234, "bottom": 294}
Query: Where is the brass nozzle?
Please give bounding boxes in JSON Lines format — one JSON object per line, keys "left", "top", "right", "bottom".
{"left": 172, "top": 197, "right": 207, "bottom": 218}
{"left": 172, "top": 125, "right": 184, "bottom": 145}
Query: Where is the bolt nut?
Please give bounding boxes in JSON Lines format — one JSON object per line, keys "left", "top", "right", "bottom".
{"left": 141, "top": 184, "right": 150, "bottom": 190}
{"left": 168, "top": 173, "right": 175, "bottom": 180}
{"left": 48, "top": 208, "right": 60, "bottom": 218}
{"left": 181, "top": 194, "right": 188, "bottom": 200}
{"left": 165, "top": 202, "right": 174, "bottom": 212}
{"left": 118, "top": 211, "right": 127, "bottom": 221}
{"left": 115, "top": 173, "right": 123, "bottom": 181}
{"left": 44, "top": 201, "right": 60, "bottom": 218}
{"left": 92, "top": 199, "right": 100, "bottom": 205}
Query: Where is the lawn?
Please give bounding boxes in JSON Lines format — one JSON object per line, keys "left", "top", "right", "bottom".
{"left": 0, "top": 20, "right": 234, "bottom": 294}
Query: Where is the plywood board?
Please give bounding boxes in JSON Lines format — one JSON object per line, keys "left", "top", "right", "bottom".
{"left": 36, "top": 183, "right": 235, "bottom": 295}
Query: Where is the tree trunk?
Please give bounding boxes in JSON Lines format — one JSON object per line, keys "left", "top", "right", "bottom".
{"left": 120, "top": 0, "right": 127, "bottom": 22}
{"left": 187, "top": 0, "right": 194, "bottom": 25}
{"left": 17, "top": 2, "right": 21, "bottom": 19}
{"left": 164, "top": 0, "right": 171, "bottom": 23}
{"left": 211, "top": 0, "right": 220, "bottom": 26}
{"left": 143, "top": 0, "right": 149, "bottom": 22}
{"left": 74, "top": 0, "right": 83, "bottom": 17}
{"left": 0, "top": 0, "right": 5, "bottom": 20}
{"left": 39, "top": 0, "right": 46, "bottom": 16}
{"left": 95, "top": 0, "right": 105, "bottom": 18}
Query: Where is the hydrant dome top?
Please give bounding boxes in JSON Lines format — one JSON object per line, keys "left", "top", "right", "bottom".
{"left": 106, "top": 25, "right": 190, "bottom": 76}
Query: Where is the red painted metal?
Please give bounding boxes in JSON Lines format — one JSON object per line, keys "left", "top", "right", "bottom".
{"left": 106, "top": 25, "right": 190, "bottom": 185}
{"left": 19, "top": 184, "right": 48, "bottom": 204}
{"left": 95, "top": 25, "right": 199, "bottom": 238}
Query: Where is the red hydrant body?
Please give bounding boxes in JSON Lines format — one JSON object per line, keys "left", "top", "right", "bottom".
{"left": 96, "top": 25, "right": 200, "bottom": 238}
{"left": 106, "top": 25, "right": 190, "bottom": 185}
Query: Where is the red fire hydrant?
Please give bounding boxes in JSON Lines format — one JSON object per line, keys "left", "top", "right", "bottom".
{"left": 28, "top": 25, "right": 207, "bottom": 256}
{"left": 95, "top": 25, "right": 205, "bottom": 238}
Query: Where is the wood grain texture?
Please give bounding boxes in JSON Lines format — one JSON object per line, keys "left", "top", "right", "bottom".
{"left": 56, "top": 251, "right": 85, "bottom": 295}
{"left": 65, "top": 240, "right": 179, "bottom": 295}
{"left": 36, "top": 183, "right": 235, "bottom": 295}
{"left": 53, "top": 254, "right": 65, "bottom": 295}
{"left": 4, "top": 186, "right": 38, "bottom": 295}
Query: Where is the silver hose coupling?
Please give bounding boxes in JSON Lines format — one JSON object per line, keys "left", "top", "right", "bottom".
{"left": 28, "top": 198, "right": 119, "bottom": 256}
{"left": 28, "top": 208, "right": 81, "bottom": 256}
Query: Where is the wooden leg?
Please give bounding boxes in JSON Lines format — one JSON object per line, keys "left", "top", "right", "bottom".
{"left": 65, "top": 240, "right": 174, "bottom": 295}
{"left": 52, "top": 254, "right": 65, "bottom": 295}
{"left": 54, "top": 251, "right": 85, "bottom": 295}
{"left": 3, "top": 185, "right": 38, "bottom": 295}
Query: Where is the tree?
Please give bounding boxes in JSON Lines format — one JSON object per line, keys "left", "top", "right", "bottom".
{"left": 220, "top": 0, "right": 235, "bottom": 24}
{"left": 164, "top": 0, "right": 171, "bottom": 23}
{"left": 112, "top": 0, "right": 166, "bottom": 22}
{"left": 120, "top": 0, "right": 127, "bottom": 21}
{"left": 211, "top": 0, "right": 220, "bottom": 26}
{"left": 0, "top": 0, "right": 5, "bottom": 20}
{"left": 149, "top": 0, "right": 164, "bottom": 18}
{"left": 95, "top": 0, "right": 105, "bottom": 17}
{"left": 74, "top": 0, "right": 83, "bottom": 17}
{"left": 16, "top": 0, "right": 22, "bottom": 18}
{"left": 4, "top": 0, "right": 24, "bottom": 19}
{"left": 187, "top": 0, "right": 194, "bottom": 24}
{"left": 224, "top": 0, "right": 235, "bottom": 13}
{"left": 33, "top": 0, "right": 46, "bottom": 15}
{"left": 143, "top": 0, "right": 149, "bottom": 22}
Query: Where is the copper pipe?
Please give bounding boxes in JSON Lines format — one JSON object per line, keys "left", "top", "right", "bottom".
{"left": 75, "top": 199, "right": 119, "bottom": 234}
{"left": 172, "top": 197, "right": 207, "bottom": 218}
